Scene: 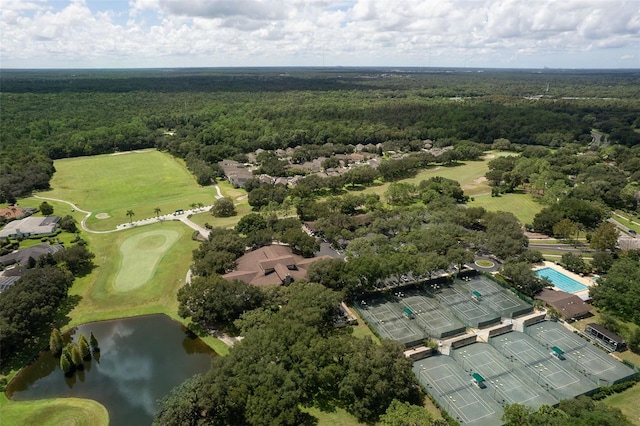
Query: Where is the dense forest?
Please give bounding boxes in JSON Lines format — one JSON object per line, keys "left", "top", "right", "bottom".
{"left": 2, "top": 68, "right": 640, "bottom": 425}
{"left": 1, "top": 68, "right": 639, "bottom": 201}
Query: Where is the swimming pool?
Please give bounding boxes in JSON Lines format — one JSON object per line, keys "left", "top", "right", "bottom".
{"left": 535, "top": 267, "right": 588, "bottom": 293}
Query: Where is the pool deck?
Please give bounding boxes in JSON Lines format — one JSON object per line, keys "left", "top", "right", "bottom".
{"left": 533, "top": 262, "right": 595, "bottom": 300}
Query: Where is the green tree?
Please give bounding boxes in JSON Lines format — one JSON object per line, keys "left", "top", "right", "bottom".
{"left": 280, "top": 228, "right": 319, "bottom": 258}
{"left": 235, "top": 213, "right": 268, "bottom": 235}
{"left": 49, "top": 328, "right": 64, "bottom": 356}
{"left": 60, "top": 353, "right": 73, "bottom": 375}
{"left": 379, "top": 399, "right": 433, "bottom": 426}
{"left": 560, "top": 252, "right": 590, "bottom": 274}
{"left": 78, "top": 334, "right": 91, "bottom": 360}
{"left": 59, "top": 215, "right": 78, "bottom": 233}
{"left": 154, "top": 207, "right": 161, "bottom": 218}
{"left": 502, "top": 403, "right": 533, "bottom": 426}
{"left": 590, "top": 258, "right": 640, "bottom": 324}
{"left": 126, "top": 209, "right": 135, "bottom": 223}
{"left": 502, "top": 261, "right": 546, "bottom": 296}
{"left": 89, "top": 331, "right": 100, "bottom": 352}
{"left": 39, "top": 201, "right": 54, "bottom": 216}
{"left": 70, "top": 343, "right": 84, "bottom": 369}
{"left": 590, "top": 222, "right": 620, "bottom": 252}
{"left": 553, "top": 218, "right": 578, "bottom": 242}
{"left": 211, "top": 197, "right": 237, "bottom": 217}
{"left": 178, "top": 275, "right": 265, "bottom": 326}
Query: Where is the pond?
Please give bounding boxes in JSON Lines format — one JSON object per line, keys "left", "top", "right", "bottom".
{"left": 7, "top": 314, "right": 216, "bottom": 425}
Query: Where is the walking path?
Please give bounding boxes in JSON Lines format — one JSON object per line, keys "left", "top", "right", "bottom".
{"left": 34, "top": 184, "right": 223, "bottom": 238}
{"left": 35, "top": 188, "right": 244, "bottom": 346}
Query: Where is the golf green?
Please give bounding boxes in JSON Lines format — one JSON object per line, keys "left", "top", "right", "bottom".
{"left": 114, "top": 229, "right": 181, "bottom": 292}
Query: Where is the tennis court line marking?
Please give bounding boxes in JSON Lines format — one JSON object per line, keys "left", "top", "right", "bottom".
{"left": 503, "top": 339, "right": 580, "bottom": 389}
{"left": 423, "top": 365, "right": 496, "bottom": 423}
{"left": 467, "top": 350, "right": 541, "bottom": 404}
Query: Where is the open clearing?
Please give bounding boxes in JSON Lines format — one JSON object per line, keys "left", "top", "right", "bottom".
{"left": 0, "top": 395, "right": 108, "bottom": 426}
{"left": 468, "top": 192, "right": 543, "bottom": 225}
{"left": 364, "top": 151, "right": 517, "bottom": 198}
{"left": 114, "top": 229, "right": 181, "bottom": 291}
{"left": 39, "top": 150, "right": 218, "bottom": 231}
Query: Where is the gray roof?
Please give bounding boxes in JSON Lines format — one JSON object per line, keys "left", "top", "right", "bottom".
{"left": 0, "top": 244, "right": 64, "bottom": 266}
{"left": 0, "top": 216, "right": 60, "bottom": 239}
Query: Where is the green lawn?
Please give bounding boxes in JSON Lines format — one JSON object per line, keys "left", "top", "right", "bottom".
{"left": 468, "top": 192, "right": 544, "bottom": 225}
{"left": 603, "top": 383, "right": 640, "bottom": 425}
{"left": 67, "top": 221, "right": 197, "bottom": 326}
{"left": 39, "top": 150, "right": 219, "bottom": 231}
{"left": 189, "top": 202, "right": 253, "bottom": 230}
{"left": 0, "top": 393, "right": 109, "bottom": 426}
{"left": 363, "top": 151, "right": 516, "bottom": 199}
{"left": 303, "top": 406, "right": 365, "bottom": 426}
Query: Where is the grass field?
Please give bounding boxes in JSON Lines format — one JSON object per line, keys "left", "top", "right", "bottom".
{"left": 363, "top": 151, "right": 516, "bottom": 198}
{"left": 603, "top": 383, "right": 640, "bottom": 425}
{"left": 468, "top": 192, "right": 544, "bottom": 225}
{"left": 189, "top": 202, "right": 253, "bottom": 230}
{"left": 39, "top": 150, "right": 219, "bottom": 231}
{"left": 68, "top": 221, "right": 197, "bottom": 326}
{"left": 0, "top": 394, "right": 109, "bottom": 426}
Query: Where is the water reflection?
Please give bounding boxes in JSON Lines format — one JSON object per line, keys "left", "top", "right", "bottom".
{"left": 7, "top": 314, "right": 215, "bottom": 426}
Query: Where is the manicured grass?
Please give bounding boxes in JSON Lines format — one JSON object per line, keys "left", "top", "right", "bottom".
{"left": 114, "top": 229, "right": 181, "bottom": 291}
{"left": 0, "top": 393, "right": 109, "bottom": 426}
{"left": 475, "top": 259, "right": 495, "bottom": 268}
{"left": 39, "top": 150, "right": 218, "bottom": 231}
{"left": 67, "top": 221, "right": 197, "bottom": 326}
{"left": 348, "top": 307, "right": 381, "bottom": 344}
{"left": 189, "top": 202, "right": 253, "bottom": 230}
{"left": 468, "top": 192, "right": 543, "bottom": 225}
{"left": 217, "top": 180, "right": 249, "bottom": 200}
{"left": 603, "top": 383, "right": 640, "bottom": 425}
{"left": 302, "top": 406, "right": 365, "bottom": 426}
{"left": 363, "top": 151, "right": 516, "bottom": 198}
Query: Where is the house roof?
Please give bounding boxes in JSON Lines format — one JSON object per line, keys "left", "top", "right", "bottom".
{"left": 0, "top": 244, "right": 64, "bottom": 266}
{"left": 222, "top": 244, "right": 331, "bottom": 286}
{"left": 0, "top": 216, "right": 60, "bottom": 239}
{"left": 586, "top": 323, "right": 626, "bottom": 344}
{"left": 535, "top": 288, "right": 591, "bottom": 320}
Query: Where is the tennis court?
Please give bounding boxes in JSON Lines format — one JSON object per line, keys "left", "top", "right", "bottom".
{"left": 452, "top": 343, "right": 557, "bottom": 408}
{"left": 355, "top": 296, "right": 427, "bottom": 346}
{"left": 490, "top": 331, "right": 597, "bottom": 398}
{"left": 437, "top": 285, "right": 501, "bottom": 328}
{"left": 456, "top": 275, "right": 533, "bottom": 318}
{"left": 525, "top": 321, "right": 636, "bottom": 385}
{"left": 413, "top": 356, "right": 503, "bottom": 426}
{"left": 397, "top": 287, "right": 466, "bottom": 338}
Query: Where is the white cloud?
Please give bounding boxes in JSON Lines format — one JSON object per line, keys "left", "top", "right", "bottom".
{"left": 1, "top": 0, "right": 639, "bottom": 68}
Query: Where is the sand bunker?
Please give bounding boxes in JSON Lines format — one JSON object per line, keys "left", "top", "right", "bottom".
{"left": 95, "top": 213, "right": 110, "bottom": 219}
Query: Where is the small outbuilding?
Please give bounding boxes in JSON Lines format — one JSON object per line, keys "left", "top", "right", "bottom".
{"left": 585, "top": 323, "right": 627, "bottom": 352}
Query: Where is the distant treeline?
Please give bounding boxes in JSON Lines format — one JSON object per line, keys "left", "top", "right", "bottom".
{"left": 1, "top": 68, "right": 639, "bottom": 201}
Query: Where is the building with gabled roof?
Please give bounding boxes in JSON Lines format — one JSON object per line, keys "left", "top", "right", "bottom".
{"left": 222, "top": 244, "right": 331, "bottom": 286}
{"left": 534, "top": 288, "right": 591, "bottom": 321}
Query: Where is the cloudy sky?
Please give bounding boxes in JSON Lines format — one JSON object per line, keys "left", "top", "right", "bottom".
{"left": 1, "top": 0, "right": 639, "bottom": 69}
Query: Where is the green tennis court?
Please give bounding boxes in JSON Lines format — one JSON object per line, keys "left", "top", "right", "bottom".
{"left": 413, "top": 356, "right": 503, "bottom": 426}
{"left": 452, "top": 344, "right": 557, "bottom": 408}
{"left": 456, "top": 275, "right": 533, "bottom": 318}
{"left": 490, "top": 331, "right": 597, "bottom": 399}
{"left": 436, "top": 285, "right": 501, "bottom": 328}
{"left": 525, "top": 321, "right": 636, "bottom": 385}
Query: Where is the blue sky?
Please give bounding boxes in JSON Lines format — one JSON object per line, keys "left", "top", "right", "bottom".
{"left": 1, "top": 0, "right": 639, "bottom": 69}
